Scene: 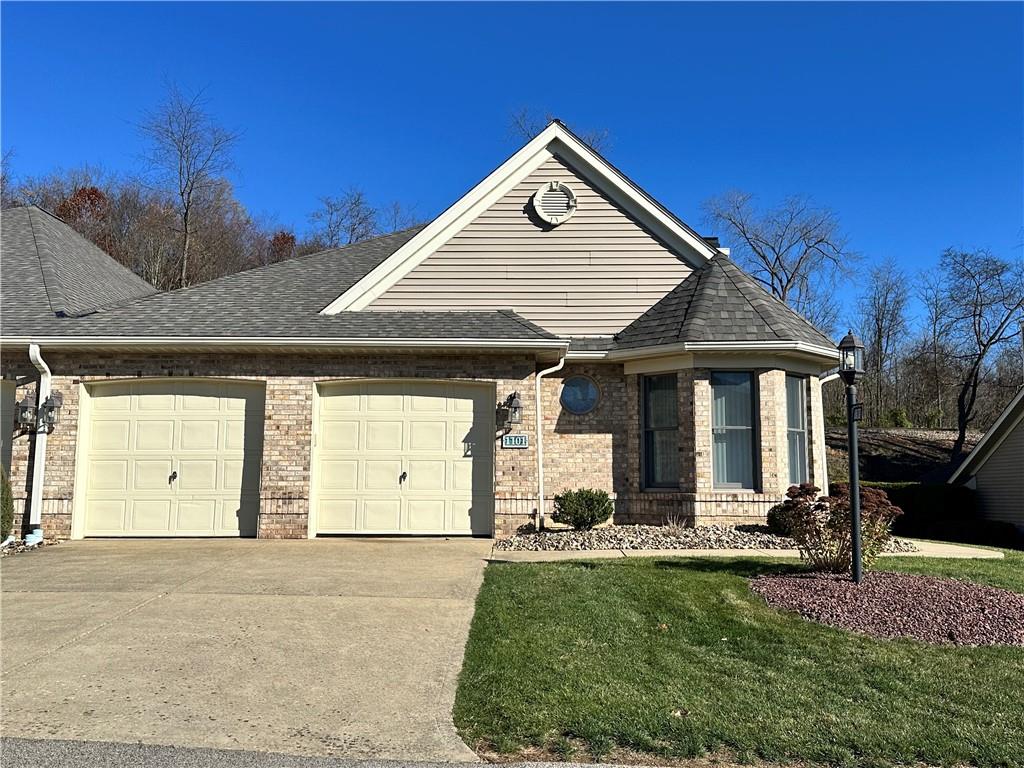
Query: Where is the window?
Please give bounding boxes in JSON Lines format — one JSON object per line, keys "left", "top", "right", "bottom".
{"left": 642, "top": 373, "right": 678, "bottom": 488}
{"left": 711, "top": 371, "right": 756, "bottom": 489}
{"left": 786, "top": 375, "right": 809, "bottom": 485}
{"left": 560, "top": 376, "right": 600, "bottom": 415}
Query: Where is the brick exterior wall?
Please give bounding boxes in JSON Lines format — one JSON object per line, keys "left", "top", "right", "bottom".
{"left": 1, "top": 349, "right": 829, "bottom": 541}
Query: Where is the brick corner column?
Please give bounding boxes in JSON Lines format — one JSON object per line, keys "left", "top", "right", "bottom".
{"left": 258, "top": 377, "right": 313, "bottom": 539}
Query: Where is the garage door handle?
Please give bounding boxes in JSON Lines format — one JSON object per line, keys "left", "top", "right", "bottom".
{"left": 168, "top": 470, "right": 178, "bottom": 484}
{"left": 399, "top": 471, "right": 407, "bottom": 483}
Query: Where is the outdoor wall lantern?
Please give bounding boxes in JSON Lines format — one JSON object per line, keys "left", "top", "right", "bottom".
{"left": 837, "top": 330, "right": 866, "bottom": 584}
{"left": 15, "top": 398, "right": 36, "bottom": 431}
{"left": 498, "top": 392, "right": 523, "bottom": 431}
{"left": 39, "top": 392, "right": 64, "bottom": 431}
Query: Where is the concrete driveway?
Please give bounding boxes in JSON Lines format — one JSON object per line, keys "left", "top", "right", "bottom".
{"left": 1, "top": 538, "right": 492, "bottom": 761}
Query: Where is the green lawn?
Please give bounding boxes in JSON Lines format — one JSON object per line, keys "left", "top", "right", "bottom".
{"left": 454, "top": 550, "right": 1024, "bottom": 767}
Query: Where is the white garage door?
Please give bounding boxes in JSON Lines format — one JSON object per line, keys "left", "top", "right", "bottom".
{"left": 313, "top": 380, "right": 494, "bottom": 536}
{"left": 81, "top": 380, "right": 265, "bottom": 537}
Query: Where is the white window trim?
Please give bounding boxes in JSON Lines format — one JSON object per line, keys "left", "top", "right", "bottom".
{"left": 711, "top": 370, "right": 759, "bottom": 491}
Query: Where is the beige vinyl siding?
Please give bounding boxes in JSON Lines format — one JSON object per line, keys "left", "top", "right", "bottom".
{"left": 368, "top": 154, "right": 694, "bottom": 336}
{"left": 975, "top": 416, "right": 1024, "bottom": 528}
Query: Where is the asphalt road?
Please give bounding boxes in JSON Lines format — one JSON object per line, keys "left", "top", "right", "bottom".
{"left": 2, "top": 739, "right": 627, "bottom": 768}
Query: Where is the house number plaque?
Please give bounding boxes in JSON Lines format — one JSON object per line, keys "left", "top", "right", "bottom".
{"left": 501, "top": 434, "right": 529, "bottom": 449}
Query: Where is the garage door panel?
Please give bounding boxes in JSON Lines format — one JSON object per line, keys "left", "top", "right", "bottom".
{"left": 85, "top": 500, "right": 126, "bottom": 532}
{"left": 406, "top": 459, "right": 446, "bottom": 491}
{"left": 409, "top": 421, "right": 446, "bottom": 451}
{"left": 320, "top": 460, "right": 358, "bottom": 490}
{"left": 180, "top": 420, "right": 219, "bottom": 450}
{"left": 365, "top": 459, "right": 401, "bottom": 490}
{"left": 365, "top": 421, "right": 403, "bottom": 451}
{"left": 406, "top": 499, "right": 446, "bottom": 531}
{"left": 82, "top": 380, "right": 264, "bottom": 537}
{"left": 130, "top": 500, "right": 172, "bottom": 533}
{"left": 321, "top": 421, "right": 358, "bottom": 450}
{"left": 314, "top": 380, "right": 494, "bottom": 535}
{"left": 89, "top": 461, "right": 128, "bottom": 490}
{"left": 318, "top": 498, "right": 357, "bottom": 531}
{"left": 135, "top": 420, "right": 174, "bottom": 451}
{"left": 363, "top": 498, "right": 401, "bottom": 530}
{"left": 177, "top": 499, "right": 217, "bottom": 532}
{"left": 92, "top": 421, "right": 130, "bottom": 451}
{"left": 367, "top": 392, "right": 403, "bottom": 411}
{"left": 134, "top": 460, "right": 173, "bottom": 490}
{"left": 136, "top": 392, "right": 176, "bottom": 411}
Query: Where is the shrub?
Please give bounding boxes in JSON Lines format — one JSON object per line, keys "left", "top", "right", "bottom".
{"left": 867, "top": 481, "right": 1024, "bottom": 550}
{"left": 767, "top": 483, "right": 903, "bottom": 572}
{"left": 1, "top": 467, "right": 14, "bottom": 540}
{"left": 766, "top": 492, "right": 796, "bottom": 536}
{"left": 552, "top": 488, "right": 613, "bottom": 531}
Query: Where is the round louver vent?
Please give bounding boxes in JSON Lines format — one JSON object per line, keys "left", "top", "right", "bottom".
{"left": 532, "top": 181, "right": 578, "bottom": 225}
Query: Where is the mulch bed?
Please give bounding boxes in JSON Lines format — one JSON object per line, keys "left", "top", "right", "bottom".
{"left": 751, "top": 570, "right": 1024, "bottom": 646}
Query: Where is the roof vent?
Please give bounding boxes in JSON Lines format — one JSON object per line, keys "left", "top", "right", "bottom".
{"left": 533, "top": 181, "right": 577, "bottom": 225}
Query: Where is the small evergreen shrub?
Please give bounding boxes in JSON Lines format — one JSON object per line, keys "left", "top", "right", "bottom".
{"left": 1, "top": 467, "right": 14, "bottom": 540}
{"left": 767, "top": 483, "right": 903, "bottom": 572}
{"left": 552, "top": 488, "right": 613, "bottom": 531}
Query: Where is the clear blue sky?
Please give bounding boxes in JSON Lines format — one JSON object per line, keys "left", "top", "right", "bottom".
{"left": 3, "top": 2, "right": 1021, "bottom": 327}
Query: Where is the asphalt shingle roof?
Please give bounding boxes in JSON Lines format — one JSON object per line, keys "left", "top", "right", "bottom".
{"left": 1, "top": 215, "right": 557, "bottom": 342}
{"left": 614, "top": 252, "right": 836, "bottom": 350}
{"left": 1, "top": 206, "right": 157, "bottom": 326}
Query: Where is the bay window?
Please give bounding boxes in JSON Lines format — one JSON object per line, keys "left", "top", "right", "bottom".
{"left": 642, "top": 373, "right": 679, "bottom": 488}
{"left": 786, "top": 375, "right": 809, "bottom": 485}
{"left": 711, "top": 371, "right": 756, "bottom": 490}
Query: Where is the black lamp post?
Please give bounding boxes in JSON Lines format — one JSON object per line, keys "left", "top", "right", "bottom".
{"left": 838, "top": 331, "right": 866, "bottom": 584}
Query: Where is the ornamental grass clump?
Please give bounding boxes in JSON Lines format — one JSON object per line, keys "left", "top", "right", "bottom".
{"left": 552, "top": 488, "right": 613, "bottom": 531}
{"left": 768, "top": 483, "right": 902, "bottom": 573}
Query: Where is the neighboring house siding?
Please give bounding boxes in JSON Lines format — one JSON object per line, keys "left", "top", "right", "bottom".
{"left": 975, "top": 416, "right": 1024, "bottom": 528}
{"left": 368, "top": 154, "right": 694, "bottom": 336}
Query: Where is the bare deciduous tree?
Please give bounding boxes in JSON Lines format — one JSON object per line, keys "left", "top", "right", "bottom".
{"left": 140, "top": 84, "right": 238, "bottom": 288}
{"left": 937, "top": 248, "right": 1024, "bottom": 457}
{"left": 858, "top": 259, "right": 910, "bottom": 425}
{"left": 1, "top": 148, "right": 15, "bottom": 209}
{"left": 508, "top": 108, "right": 611, "bottom": 153}
{"left": 702, "top": 191, "right": 853, "bottom": 335}
{"left": 307, "top": 188, "right": 378, "bottom": 248}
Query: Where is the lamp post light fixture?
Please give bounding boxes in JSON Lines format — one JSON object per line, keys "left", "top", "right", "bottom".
{"left": 838, "top": 330, "right": 866, "bottom": 584}
{"left": 15, "top": 398, "right": 37, "bottom": 431}
{"left": 39, "top": 392, "right": 64, "bottom": 430}
{"left": 500, "top": 392, "right": 523, "bottom": 431}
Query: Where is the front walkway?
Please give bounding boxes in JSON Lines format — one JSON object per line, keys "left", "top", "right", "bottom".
{"left": 1, "top": 538, "right": 491, "bottom": 762}
{"left": 488, "top": 539, "right": 1004, "bottom": 562}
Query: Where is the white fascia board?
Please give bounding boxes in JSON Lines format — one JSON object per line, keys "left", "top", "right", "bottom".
{"left": 564, "top": 350, "right": 611, "bottom": 361}
{"left": 319, "top": 122, "right": 718, "bottom": 315}
{"left": 606, "top": 340, "right": 839, "bottom": 363}
{"left": 948, "top": 387, "right": 1024, "bottom": 484}
{"left": 1, "top": 336, "right": 569, "bottom": 351}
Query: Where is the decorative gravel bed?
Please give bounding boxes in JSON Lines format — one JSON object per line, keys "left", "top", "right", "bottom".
{"left": 493, "top": 524, "right": 919, "bottom": 553}
{"left": 751, "top": 571, "right": 1024, "bottom": 646}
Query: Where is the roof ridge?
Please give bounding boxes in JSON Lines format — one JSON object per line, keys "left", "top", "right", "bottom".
{"left": 26, "top": 206, "right": 69, "bottom": 316}
{"left": 712, "top": 255, "right": 786, "bottom": 341}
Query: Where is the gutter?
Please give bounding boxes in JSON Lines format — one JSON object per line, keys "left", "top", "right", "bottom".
{"left": 26, "top": 344, "right": 50, "bottom": 545}
{"left": 534, "top": 351, "right": 566, "bottom": 531}
{"left": 0, "top": 335, "right": 569, "bottom": 350}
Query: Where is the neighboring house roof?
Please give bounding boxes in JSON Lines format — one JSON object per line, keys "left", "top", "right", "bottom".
{"left": 948, "top": 387, "right": 1024, "bottom": 484}
{"left": 613, "top": 252, "right": 836, "bottom": 353}
{"left": 320, "top": 120, "right": 720, "bottom": 314}
{"left": 2, "top": 221, "right": 559, "bottom": 345}
{"left": 1, "top": 205, "right": 156, "bottom": 322}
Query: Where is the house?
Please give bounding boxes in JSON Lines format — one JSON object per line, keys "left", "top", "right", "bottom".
{"left": 948, "top": 387, "right": 1024, "bottom": 530}
{"left": 0, "top": 122, "right": 837, "bottom": 541}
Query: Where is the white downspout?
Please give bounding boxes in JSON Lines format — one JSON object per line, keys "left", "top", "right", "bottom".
{"left": 534, "top": 351, "right": 566, "bottom": 531}
{"left": 26, "top": 344, "right": 51, "bottom": 544}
